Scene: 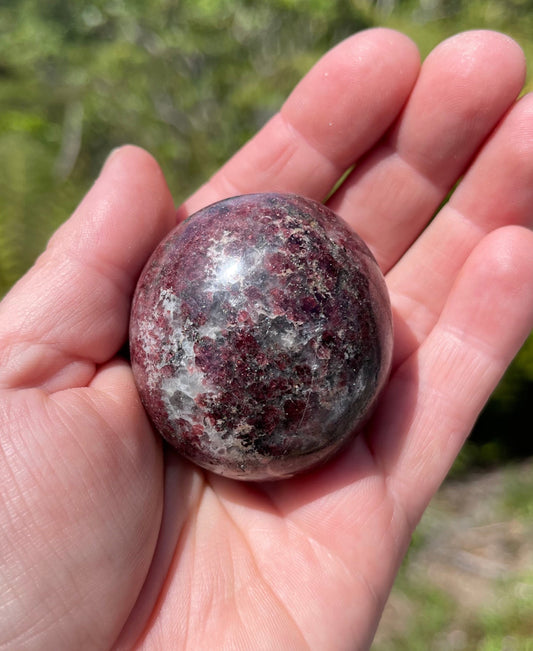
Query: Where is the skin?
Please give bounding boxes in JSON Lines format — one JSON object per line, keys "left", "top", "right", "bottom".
{"left": 0, "top": 28, "right": 532, "bottom": 650}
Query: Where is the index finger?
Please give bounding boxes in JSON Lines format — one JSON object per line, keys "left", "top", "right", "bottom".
{"left": 179, "top": 28, "right": 420, "bottom": 218}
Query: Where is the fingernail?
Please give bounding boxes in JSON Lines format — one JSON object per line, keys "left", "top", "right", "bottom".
{"left": 100, "top": 146, "right": 124, "bottom": 173}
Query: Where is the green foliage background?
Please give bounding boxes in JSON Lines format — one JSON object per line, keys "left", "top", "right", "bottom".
{"left": 0, "top": 0, "right": 531, "bottom": 464}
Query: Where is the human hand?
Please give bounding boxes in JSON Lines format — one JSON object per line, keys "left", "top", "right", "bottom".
{"left": 1, "top": 28, "right": 532, "bottom": 650}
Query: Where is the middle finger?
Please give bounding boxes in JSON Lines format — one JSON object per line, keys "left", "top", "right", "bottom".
{"left": 328, "top": 30, "right": 526, "bottom": 272}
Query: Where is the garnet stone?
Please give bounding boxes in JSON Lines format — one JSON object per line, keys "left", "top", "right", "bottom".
{"left": 130, "top": 193, "right": 392, "bottom": 480}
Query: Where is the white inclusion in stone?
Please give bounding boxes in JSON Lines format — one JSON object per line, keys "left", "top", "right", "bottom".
{"left": 159, "top": 287, "right": 181, "bottom": 319}
{"left": 161, "top": 370, "right": 205, "bottom": 413}
{"left": 278, "top": 325, "right": 298, "bottom": 350}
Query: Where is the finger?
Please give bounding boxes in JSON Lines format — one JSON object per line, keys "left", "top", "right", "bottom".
{"left": 178, "top": 28, "right": 420, "bottom": 218}
{"left": 389, "top": 92, "right": 533, "bottom": 366}
{"left": 328, "top": 30, "right": 526, "bottom": 271}
{"left": 0, "top": 146, "right": 176, "bottom": 392}
{"left": 372, "top": 226, "right": 533, "bottom": 523}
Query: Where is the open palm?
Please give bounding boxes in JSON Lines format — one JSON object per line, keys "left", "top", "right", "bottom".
{"left": 1, "top": 29, "right": 532, "bottom": 650}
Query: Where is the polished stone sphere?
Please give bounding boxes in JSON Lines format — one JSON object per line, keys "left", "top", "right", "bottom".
{"left": 130, "top": 193, "right": 393, "bottom": 480}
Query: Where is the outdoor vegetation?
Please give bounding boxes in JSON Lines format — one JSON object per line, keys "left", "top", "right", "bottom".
{"left": 373, "top": 458, "right": 533, "bottom": 649}
{"left": 0, "top": 1, "right": 531, "bottom": 648}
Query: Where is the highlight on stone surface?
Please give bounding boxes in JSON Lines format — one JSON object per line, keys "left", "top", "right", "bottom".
{"left": 129, "top": 193, "right": 393, "bottom": 481}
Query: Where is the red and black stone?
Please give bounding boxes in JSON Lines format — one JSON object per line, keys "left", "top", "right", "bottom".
{"left": 130, "top": 193, "right": 393, "bottom": 480}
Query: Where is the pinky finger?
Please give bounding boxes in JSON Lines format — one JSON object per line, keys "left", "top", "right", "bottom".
{"left": 373, "top": 225, "right": 533, "bottom": 524}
